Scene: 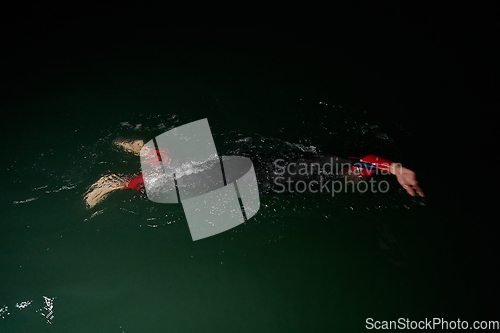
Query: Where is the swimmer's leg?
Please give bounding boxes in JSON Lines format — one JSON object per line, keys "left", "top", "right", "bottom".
{"left": 84, "top": 174, "right": 127, "bottom": 208}
{"left": 113, "top": 138, "right": 145, "bottom": 155}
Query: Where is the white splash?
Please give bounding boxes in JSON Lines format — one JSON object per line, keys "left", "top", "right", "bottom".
{"left": 13, "top": 197, "right": 39, "bottom": 205}
{"left": 36, "top": 296, "right": 55, "bottom": 324}
{"left": 15, "top": 300, "right": 32, "bottom": 309}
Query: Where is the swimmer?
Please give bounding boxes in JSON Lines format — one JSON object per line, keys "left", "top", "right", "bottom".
{"left": 84, "top": 139, "right": 424, "bottom": 208}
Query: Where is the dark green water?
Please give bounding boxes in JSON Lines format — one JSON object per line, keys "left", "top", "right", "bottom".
{"left": 1, "top": 12, "right": 496, "bottom": 332}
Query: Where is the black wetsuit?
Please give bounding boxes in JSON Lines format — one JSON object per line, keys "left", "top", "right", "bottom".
{"left": 250, "top": 152, "right": 359, "bottom": 193}
{"left": 127, "top": 152, "right": 370, "bottom": 194}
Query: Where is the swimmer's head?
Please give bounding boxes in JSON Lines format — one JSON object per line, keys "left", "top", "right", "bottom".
{"left": 144, "top": 147, "right": 170, "bottom": 168}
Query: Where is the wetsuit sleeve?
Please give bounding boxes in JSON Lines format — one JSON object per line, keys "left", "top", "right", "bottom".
{"left": 345, "top": 154, "right": 394, "bottom": 177}
{"left": 359, "top": 154, "right": 393, "bottom": 173}
{"left": 123, "top": 173, "right": 144, "bottom": 191}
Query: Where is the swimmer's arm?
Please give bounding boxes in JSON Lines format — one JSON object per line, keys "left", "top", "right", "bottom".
{"left": 356, "top": 154, "right": 424, "bottom": 197}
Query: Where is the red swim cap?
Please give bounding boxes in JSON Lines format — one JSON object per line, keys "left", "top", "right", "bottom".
{"left": 144, "top": 148, "right": 170, "bottom": 168}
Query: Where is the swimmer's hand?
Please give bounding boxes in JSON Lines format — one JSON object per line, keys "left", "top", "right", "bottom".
{"left": 390, "top": 164, "right": 424, "bottom": 197}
